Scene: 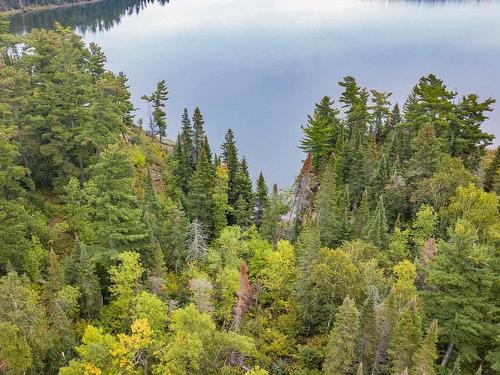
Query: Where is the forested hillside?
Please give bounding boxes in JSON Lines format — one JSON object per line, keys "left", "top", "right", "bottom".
{"left": 0, "top": 0, "right": 97, "bottom": 12}
{"left": 0, "top": 17, "right": 499, "bottom": 375}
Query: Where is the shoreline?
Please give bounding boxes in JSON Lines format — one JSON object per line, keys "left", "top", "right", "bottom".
{"left": 1, "top": 0, "right": 106, "bottom": 16}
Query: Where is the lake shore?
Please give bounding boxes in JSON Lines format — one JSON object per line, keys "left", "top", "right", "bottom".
{"left": 1, "top": 0, "right": 105, "bottom": 16}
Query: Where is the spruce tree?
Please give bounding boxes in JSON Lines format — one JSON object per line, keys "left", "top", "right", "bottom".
{"left": 323, "top": 296, "right": 360, "bottom": 375}
{"left": 406, "top": 123, "right": 442, "bottom": 186}
{"left": 233, "top": 157, "right": 254, "bottom": 224}
{"left": 358, "top": 291, "right": 379, "bottom": 375}
{"left": 187, "top": 150, "right": 215, "bottom": 233}
{"left": 388, "top": 298, "right": 423, "bottom": 374}
{"left": 192, "top": 107, "right": 206, "bottom": 164}
{"left": 353, "top": 189, "right": 370, "bottom": 238}
{"left": 412, "top": 320, "right": 438, "bottom": 375}
{"left": 363, "top": 195, "right": 389, "bottom": 249}
{"left": 162, "top": 200, "right": 188, "bottom": 273}
{"left": 71, "top": 241, "right": 102, "bottom": 319}
{"left": 368, "top": 154, "right": 389, "bottom": 204}
{"left": 221, "top": 129, "right": 239, "bottom": 207}
{"left": 212, "top": 164, "right": 230, "bottom": 236}
{"left": 254, "top": 172, "right": 269, "bottom": 228}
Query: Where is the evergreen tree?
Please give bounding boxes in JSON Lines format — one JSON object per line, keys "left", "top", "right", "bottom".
{"left": 368, "top": 154, "right": 389, "bottom": 204}
{"left": 353, "top": 189, "right": 370, "bottom": 238}
{"left": 317, "top": 159, "right": 352, "bottom": 247}
{"left": 233, "top": 157, "right": 254, "bottom": 226}
{"left": 0, "top": 128, "right": 32, "bottom": 273}
{"left": 323, "top": 296, "right": 360, "bottom": 375}
{"left": 162, "top": 200, "right": 188, "bottom": 273}
{"left": 187, "top": 150, "right": 215, "bottom": 233}
{"left": 423, "top": 220, "right": 497, "bottom": 369}
{"left": 369, "top": 90, "right": 392, "bottom": 142}
{"left": 358, "top": 291, "right": 379, "bottom": 375}
{"left": 254, "top": 172, "right": 269, "bottom": 228}
{"left": 71, "top": 241, "right": 102, "bottom": 319}
{"left": 221, "top": 129, "right": 240, "bottom": 207}
{"left": 212, "top": 164, "right": 231, "bottom": 236}
{"left": 339, "top": 76, "right": 370, "bottom": 139}
{"left": 300, "top": 96, "right": 342, "bottom": 172}
{"left": 388, "top": 298, "right": 422, "bottom": 374}
{"left": 186, "top": 219, "right": 208, "bottom": 262}
{"left": 484, "top": 146, "right": 500, "bottom": 192}
{"left": 363, "top": 195, "right": 389, "bottom": 249}
{"left": 141, "top": 80, "right": 168, "bottom": 141}
{"left": 260, "top": 189, "right": 287, "bottom": 244}
{"left": 406, "top": 123, "right": 442, "bottom": 187}
{"left": 387, "top": 103, "right": 402, "bottom": 134}
{"left": 174, "top": 108, "right": 195, "bottom": 194}
{"left": 412, "top": 320, "right": 438, "bottom": 375}
{"left": 192, "top": 107, "right": 206, "bottom": 164}
{"left": 91, "top": 143, "right": 149, "bottom": 256}
{"left": 87, "top": 42, "right": 106, "bottom": 80}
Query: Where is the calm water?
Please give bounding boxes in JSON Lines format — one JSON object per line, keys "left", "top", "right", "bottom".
{"left": 10, "top": 0, "right": 500, "bottom": 187}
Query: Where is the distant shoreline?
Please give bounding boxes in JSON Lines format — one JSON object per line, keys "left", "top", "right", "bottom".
{"left": 1, "top": 0, "right": 105, "bottom": 16}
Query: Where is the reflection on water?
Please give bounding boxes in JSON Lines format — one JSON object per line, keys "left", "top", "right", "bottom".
{"left": 8, "top": 0, "right": 500, "bottom": 186}
{"left": 9, "top": 0, "right": 170, "bottom": 34}
{"left": 9, "top": 0, "right": 495, "bottom": 34}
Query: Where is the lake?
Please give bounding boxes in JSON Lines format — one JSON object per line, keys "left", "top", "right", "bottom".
{"left": 10, "top": 0, "right": 500, "bottom": 187}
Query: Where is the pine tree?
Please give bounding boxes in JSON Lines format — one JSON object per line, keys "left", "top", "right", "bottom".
{"left": 192, "top": 107, "right": 206, "bottom": 164}
{"left": 221, "top": 129, "right": 239, "bottom": 207}
{"left": 323, "top": 296, "right": 360, "bottom": 375}
{"left": 388, "top": 298, "right": 422, "bottom": 374}
{"left": 339, "top": 76, "right": 370, "bottom": 139}
{"left": 484, "top": 146, "right": 500, "bottom": 192}
{"left": 363, "top": 195, "right": 389, "bottom": 249}
{"left": 87, "top": 42, "right": 106, "bottom": 80}
{"left": 0, "top": 128, "right": 32, "bottom": 273}
{"left": 187, "top": 150, "right": 215, "bottom": 233}
{"left": 142, "top": 80, "right": 168, "bottom": 141}
{"left": 369, "top": 90, "right": 392, "bottom": 142}
{"left": 91, "top": 143, "right": 149, "bottom": 256}
{"left": 300, "top": 96, "right": 342, "bottom": 172}
{"left": 412, "top": 320, "right": 438, "bottom": 375}
{"left": 254, "top": 172, "right": 269, "bottom": 228}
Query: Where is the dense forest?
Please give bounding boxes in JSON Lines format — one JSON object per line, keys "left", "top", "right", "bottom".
{"left": 0, "top": 16, "right": 499, "bottom": 375}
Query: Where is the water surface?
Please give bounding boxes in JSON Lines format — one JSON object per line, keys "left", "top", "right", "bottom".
{"left": 10, "top": 0, "right": 500, "bottom": 187}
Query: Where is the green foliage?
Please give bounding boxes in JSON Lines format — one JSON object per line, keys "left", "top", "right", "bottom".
{"left": 300, "top": 96, "right": 342, "bottom": 172}
{"left": 1, "top": 23, "right": 499, "bottom": 375}
{"left": 323, "top": 296, "right": 360, "bottom": 375}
